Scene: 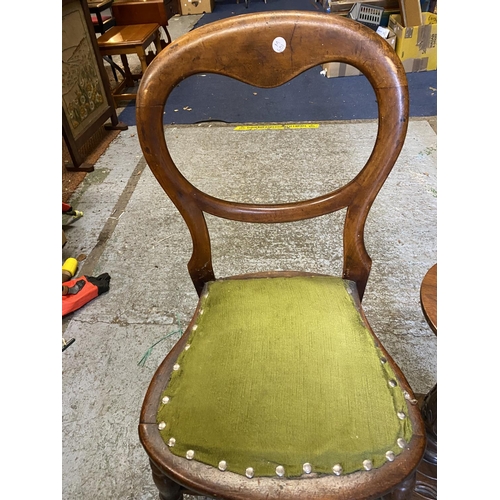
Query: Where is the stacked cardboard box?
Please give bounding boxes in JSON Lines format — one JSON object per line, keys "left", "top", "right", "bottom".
{"left": 180, "top": 0, "right": 214, "bottom": 15}
{"left": 322, "top": 26, "right": 396, "bottom": 78}
{"left": 323, "top": 0, "right": 437, "bottom": 77}
{"left": 389, "top": 12, "right": 437, "bottom": 72}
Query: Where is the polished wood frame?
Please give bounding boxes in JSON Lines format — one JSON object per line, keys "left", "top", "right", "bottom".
{"left": 136, "top": 11, "right": 426, "bottom": 500}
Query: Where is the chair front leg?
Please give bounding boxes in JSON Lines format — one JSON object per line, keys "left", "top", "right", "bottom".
{"left": 149, "top": 459, "right": 183, "bottom": 500}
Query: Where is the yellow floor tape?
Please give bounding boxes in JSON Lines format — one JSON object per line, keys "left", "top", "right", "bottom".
{"left": 234, "top": 124, "right": 320, "bottom": 131}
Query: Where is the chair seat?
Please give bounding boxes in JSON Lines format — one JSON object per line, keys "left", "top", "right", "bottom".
{"left": 97, "top": 24, "right": 160, "bottom": 48}
{"left": 90, "top": 13, "right": 113, "bottom": 23}
{"left": 156, "top": 275, "right": 413, "bottom": 479}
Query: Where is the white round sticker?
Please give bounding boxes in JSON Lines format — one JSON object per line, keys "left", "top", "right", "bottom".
{"left": 272, "top": 37, "right": 286, "bottom": 53}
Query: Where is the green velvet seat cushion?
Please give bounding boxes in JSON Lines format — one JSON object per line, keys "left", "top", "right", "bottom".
{"left": 157, "top": 276, "right": 412, "bottom": 478}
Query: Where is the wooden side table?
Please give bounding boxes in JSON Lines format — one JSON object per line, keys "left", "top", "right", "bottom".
{"left": 112, "top": 0, "right": 178, "bottom": 47}
{"left": 97, "top": 23, "right": 162, "bottom": 106}
{"left": 415, "top": 263, "right": 437, "bottom": 499}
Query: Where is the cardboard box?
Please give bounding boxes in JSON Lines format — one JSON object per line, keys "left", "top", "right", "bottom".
{"left": 399, "top": 0, "right": 422, "bottom": 27}
{"left": 389, "top": 12, "right": 437, "bottom": 72}
{"left": 327, "top": 0, "right": 399, "bottom": 13}
{"left": 322, "top": 62, "right": 363, "bottom": 78}
{"left": 321, "top": 28, "right": 396, "bottom": 78}
{"left": 180, "top": 0, "right": 214, "bottom": 15}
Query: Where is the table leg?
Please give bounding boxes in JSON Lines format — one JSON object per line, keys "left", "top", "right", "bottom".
{"left": 412, "top": 387, "right": 437, "bottom": 499}
{"left": 154, "top": 30, "right": 163, "bottom": 56}
{"left": 119, "top": 54, "right": 135, "bottom": 87}
{"left": 161, "top": 25, "right": 171, "bottom": 47}
{"left": 137, "top": 47, "right": 149, "bottom": 75}
{"left": 421, "top": 384, "right": 437, "bottom": 463}
{"left": 415, "top": 264, "right": 437, "bottom": 498}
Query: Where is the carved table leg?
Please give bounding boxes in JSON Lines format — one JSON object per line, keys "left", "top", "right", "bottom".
{"left": 413, "top": 384, "right": 437, "bottom": 499}
{"left": 137, "top": 48, "right": 149, "bottom": 76}
{"left": 119, "top": 54, "right": 135, "bottom": 87}
{"left": 149, "top": 459, "right": 183, "bottom": 500}
{"left": 416, "top": 265, "right": 437, "bottom": 499}
{"left": 421, "top": 384, "right": 437, "bottom": 465}
{"left": 161, "top": 25, "right": 172, "bottom": 46}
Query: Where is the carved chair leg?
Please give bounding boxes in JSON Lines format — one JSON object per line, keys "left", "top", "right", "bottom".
{"left": 149, "top": 459, "right": 183, "bottom": 500}
{"left": 387, "top": 472, "right": 417, "bottom": 500}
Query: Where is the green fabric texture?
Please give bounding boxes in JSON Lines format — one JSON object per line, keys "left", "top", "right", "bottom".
{"left": 157, "top": 276, "right": 412, "bottom": 478}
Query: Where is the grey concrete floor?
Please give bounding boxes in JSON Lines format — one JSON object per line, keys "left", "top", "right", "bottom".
{"left": 62, "top": 13, "right": 437, "bottom": 500}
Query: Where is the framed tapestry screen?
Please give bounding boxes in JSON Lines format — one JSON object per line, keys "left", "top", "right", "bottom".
{"left": 62, "top": 0, "right": 126, "bottom": 171}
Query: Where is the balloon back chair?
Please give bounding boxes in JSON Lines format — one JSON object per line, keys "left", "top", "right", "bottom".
{"left": 136, "top": 11, "right": 426, "bottom": 500}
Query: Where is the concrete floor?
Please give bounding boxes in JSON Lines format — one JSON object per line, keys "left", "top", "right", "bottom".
{"left": 62, "top": 13, "right": 437, "bottom": 500}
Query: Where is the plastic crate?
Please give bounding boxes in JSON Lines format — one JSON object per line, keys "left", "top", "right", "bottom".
{"left": 348, "top": 3, "right": 384, "bottom": 30}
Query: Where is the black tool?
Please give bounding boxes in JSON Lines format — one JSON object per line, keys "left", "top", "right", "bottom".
{"left": 62, "top": 338, "right": 75, "bottom": 352}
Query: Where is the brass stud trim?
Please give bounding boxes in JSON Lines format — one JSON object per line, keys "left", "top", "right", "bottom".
{"left": 363, "top": 459, "right": 373, "bottom": 471}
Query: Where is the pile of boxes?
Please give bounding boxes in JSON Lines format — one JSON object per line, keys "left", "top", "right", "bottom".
{"left": 178, "top": 0, "right": 437, "bottom": 77}
{"left": 322, "top": 0, "right": 437, "bottom": 78}
{"left": 180, "top": 0, "right": 215, "bottom": 16}
{"left": 389, "top": 11, "right": 437, "bottom": 72}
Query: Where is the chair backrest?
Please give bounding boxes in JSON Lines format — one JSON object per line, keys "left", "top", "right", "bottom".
{"left": 136, "top": 11, "right": 409, "bottom": 299}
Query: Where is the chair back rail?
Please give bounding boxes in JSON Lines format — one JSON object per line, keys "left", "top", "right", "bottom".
{"left": 136, "top": 11, "right": 409, "bottom": 298}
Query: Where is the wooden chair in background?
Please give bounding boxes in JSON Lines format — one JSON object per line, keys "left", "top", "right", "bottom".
{"left": 136, "top": 11, "right": 426, "bottom": 500}
{"left": 87, "top": 0, "right": 119, "bottom": 80}
{"left": 90, "top": 0, "right": 174, "bottom": 103}
{"left": 112, "top": 0, "right": 175, "bottom": 47}
{"left": 97, "top": 23, "right": 163, "bottom": 106}
{"left": 87, "top": 0, "right": 116, "bottom": 34}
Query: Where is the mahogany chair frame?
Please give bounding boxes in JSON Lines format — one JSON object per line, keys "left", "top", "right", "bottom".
{"left": 136, "top": 11, "right": 426, "bottom": 500}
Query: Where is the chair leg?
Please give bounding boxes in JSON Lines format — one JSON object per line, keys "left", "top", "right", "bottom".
{"left": 149, "top": 459, "right": 183, "bottom": 500}
{"left": 386, "top": 472, "right": 417, "bottom": 500}
{"left": 103, "top": 55, "right": 118, "bottom": 81}
{"left": 161, "top": 25, "right": 172, "bottom": 46}
{"left": 119, "top": 54, "right": 135, "bottom": 87}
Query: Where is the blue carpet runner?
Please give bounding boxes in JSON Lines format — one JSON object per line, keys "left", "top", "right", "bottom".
{"left": 118, "top": 0, "right": 437, "bottom": 126}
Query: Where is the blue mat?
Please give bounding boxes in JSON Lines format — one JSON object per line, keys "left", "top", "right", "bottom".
{"left": 118, "top": 0, "right": 437, "bottom": 126}
{"left": 194, "top": 0, "right": 323, "bottom": 26}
